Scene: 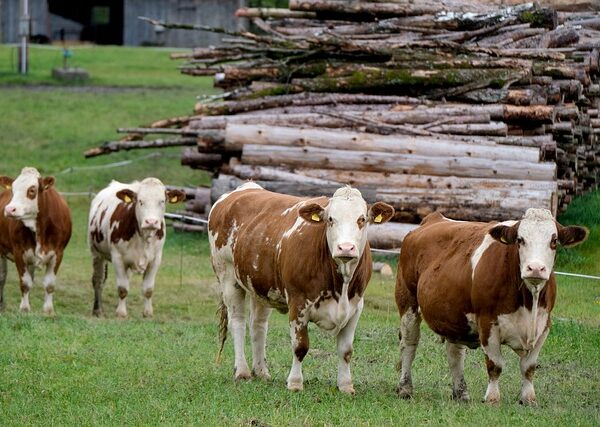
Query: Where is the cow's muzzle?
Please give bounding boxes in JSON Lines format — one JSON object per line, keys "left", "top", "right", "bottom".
{"left": 142, "top": 218, "right": 161, "bottom": 230}
{"left": 334, "top": 243, "right": 358, "bottom": 263}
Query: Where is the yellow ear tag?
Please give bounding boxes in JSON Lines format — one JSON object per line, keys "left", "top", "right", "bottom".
{"left": 374, "top": 214, "right": 383, "bottom": 223}
{"left": 124, "top": 195, "right": 132, "bottom": 203}
{"left": 170, "top": 196, "right": 178, "bottom": 203}
{"left": 311, "top": 213, "right": 320, "bottom": 222}
{"left": 500, "top": 236, "right": 507, "bottom": 244}
{"left": 5, "top": 184, "right": 10, "bottom": 190}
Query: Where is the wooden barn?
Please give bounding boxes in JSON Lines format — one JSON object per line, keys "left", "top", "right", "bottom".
{"left": 0, "top": 0, "right": 248, "bottom": 47}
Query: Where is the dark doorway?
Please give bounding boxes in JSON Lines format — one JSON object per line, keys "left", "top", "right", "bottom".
{"left": 48, "top": 0, "right": 124, "bottom": 45}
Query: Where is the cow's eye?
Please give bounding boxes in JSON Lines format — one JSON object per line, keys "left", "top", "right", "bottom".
{"left": 357, "top": 216, "right": 366, "bottom": 226}
{"left": 328, "top": 216, "right": 333, "bottom": 224}
{"left": 517, "top": 237, "right": 524, "bottom": 245}
{"left": 550, "top": 237, "right": 557, "bottom": 249}
{"left": 27, "top": 187, "right": 36, "bottom": 198}
{"left": 139, "top": 200, "right": 144, "bottom": 206}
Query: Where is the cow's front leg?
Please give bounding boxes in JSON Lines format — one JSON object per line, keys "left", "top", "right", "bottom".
{"left": 517, "top": 324, "right": 550, "bottom": 406}
{"left": 42, "top": 254, "right": 60, "bottom": 316}
{"left": 336, "top": 297, "right": 363, "bottom": 395}
{"left": 250, "top": 297, "right": 272, "bottom": 380}
{"left": 16, "top": 257, "right": 33, "bottom": 313}
{"left": 141, "top": 255, "right": 161, "bottom": 318}
{"left": 446, "top": 341, "right": 469, "bottom": 402}
{"left": 112, "top": 255, "right": 130, "bottom": 319}
{"left": 482, "top": 323, "right": 504, "bottom": 405}
{"left": 0, "top": 257, "right": 7, "bottom": 311}
{"left": 287, "top": 302, "right": 309, "bottom": 392}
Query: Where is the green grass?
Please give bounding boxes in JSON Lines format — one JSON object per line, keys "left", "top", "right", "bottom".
{"left": 0, "top": 49, "right": 599, "bottom": 425}
{"left": 0, "top": 44, "right": 215, "bottom": 90}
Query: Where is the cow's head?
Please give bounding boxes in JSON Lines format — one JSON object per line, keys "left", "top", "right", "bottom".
{"left": 0, "top": 167, "right": 54, "bottom": 222}
{"left": 490, "top": 208, "right": 588, "bottom": 288}
{"left": 115, "top": 178, "right": 185, "bottom": 234}
{"left": 299, "top": 186, "right": 394, "bottom": 267}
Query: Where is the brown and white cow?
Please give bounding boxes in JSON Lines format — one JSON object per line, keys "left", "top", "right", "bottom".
{"left": 208, "top": 183, "right": 394, "bottom": 394}
{"left": 396, "top": 209, "right": 588, "bottom": 405}
{"left": 0, "top": 167, "right": 72, "bottom": 314}
{"left": 88, "top": 178, "right": 185, "bottom": 318}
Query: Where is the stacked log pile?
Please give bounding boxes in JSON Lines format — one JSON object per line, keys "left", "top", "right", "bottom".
{"left": 86, "top": 1, "right": 600, "bottom": 247}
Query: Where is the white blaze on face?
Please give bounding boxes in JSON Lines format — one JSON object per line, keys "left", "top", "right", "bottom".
{"left": 517, "top": 208, "right": 558, "bottom": 284}
{"left": 325, "top": 187, "right": 368, "bottom": 263}
{"left": 135, "top": 178, "right": 167, "bottom": 231}
{"left": 4, "top": 167, "right": 41, "bottom": 221}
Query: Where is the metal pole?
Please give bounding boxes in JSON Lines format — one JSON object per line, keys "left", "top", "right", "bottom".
{"left": 19, "top": 0, "right": 29, "bottom": 74}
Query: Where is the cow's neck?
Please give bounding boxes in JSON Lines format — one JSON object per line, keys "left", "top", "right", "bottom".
{"left": 505, "top": 244, "right": 550, "bottom": 349}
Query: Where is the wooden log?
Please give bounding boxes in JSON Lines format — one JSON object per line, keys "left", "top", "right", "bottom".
{"left": 84, "top": 138, "right": 198, "bottom": 158}
{"left": 181, "top": 148, "right": 223, "bottom": 170}
{"left": 292, "top": 167, "right": 559, "bottom": 192}
{"left": 241, "top": 144, "right": 556, "bottom": 181}
{"left": 210, "top": 174, "right": 377, "bottom": 202}
{"left": 425, "top": 122, "right": 507, "bottom": 136}
{"left": 368, "top": 222, "right": 417, "bottom": 250}
{"left": 235, "top": 7, "right": 317, "bottom": 19}
{"left": 372, "top": 262, "right": 394, "bottom": 276}
{"left": 288, "top": 0, "right": 445, "bottom": 18}
{"left": 172, "top": 222, "right": 206, "bottom": 233}
{"left": 194, "top": 93, "right": 424, "bottom": 115}
{"left": 225, "top": 124, "right": 541, "bottom": 162}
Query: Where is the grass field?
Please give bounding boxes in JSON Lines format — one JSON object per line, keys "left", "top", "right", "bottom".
{"left": 0, "top": 46, "right": 599, "bottom": 426}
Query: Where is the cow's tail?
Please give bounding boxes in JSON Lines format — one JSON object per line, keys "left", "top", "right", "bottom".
{"left": 215, "top": 298, "right": 228, "bottom": 364}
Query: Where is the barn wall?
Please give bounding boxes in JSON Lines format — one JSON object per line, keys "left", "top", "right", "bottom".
{"left": 124, "top": 0, "right": 248, "bottom": 47}
{"left": 1, "top": 0, "right": 50, "bottom": 43}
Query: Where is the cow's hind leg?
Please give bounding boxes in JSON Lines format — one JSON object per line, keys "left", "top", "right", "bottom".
{"left": 0, "top": 257, "right": 7, "bottom": 311}
{"left": 396, "top": 280, "right": 421, "bottom": 399}
{"left": 220, "top": 266, "right": 250, "bottom": 380}
{"left": 249, "top": 297, "right": 272, "bottom": 380}
{"left": 517, "top": 324, "right": 550, "bottom": 406}
{"left": 91, "top": 255, "right": 107, "bottom": 316}
{"left": 336, "top": 297, "right": 364, "bottom": 395}
{"left": 446, "top": 341, "right": 470, "bottom": 402}
{"left": 287, "top": 299, "right": 309, "bottom": 392}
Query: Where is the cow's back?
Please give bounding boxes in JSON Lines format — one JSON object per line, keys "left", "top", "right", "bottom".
{"left": 399, "top": 214, "right": 491, "bottom": 343}
{"left": 209, "top": 186, "right": 332, "bottom": 303}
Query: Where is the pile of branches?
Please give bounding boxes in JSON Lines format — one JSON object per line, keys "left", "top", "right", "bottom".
{"left": 86, "top": 0, "right": 600, "bottom": 243}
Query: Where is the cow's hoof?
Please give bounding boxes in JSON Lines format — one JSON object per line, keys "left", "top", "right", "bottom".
{"left": 43, "top": 307, "right": 55, "bottom": 317}
{"left": 519, "top": 397, "right": 537, "bottom": 407}
{"left": 142, "top": 309, "right": 153, "bottom": 318}
{"left": 338, "top": 384, "right": 355, "bottom": 395}
{"left": 234, "top": 371, "right": 251, "bottom": 381}
{"left": 92, "top": 308, "right": 103, "bottom": 317}
{"left": 287, "top": 382, "right": 304, "bottom": 392}
{"left": 252, "top": 369, "right": 271, "bottom": 381}
{"left": 484, "top": 396, "right": 501, "bottom": 405}
{"left": 452, "top": 390, "right": 470, "bottom": 402}
{"left": 115, "top": 311, "right": 128, "bottom": 319}
{"left": 396, "top": 385, "right": 413, "bottom": 399}
{"left": 19, "top": 305, "right": 30, "bottom": 313}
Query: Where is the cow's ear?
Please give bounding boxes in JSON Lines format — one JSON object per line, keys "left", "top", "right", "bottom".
{"left": 40, "top": 176, "right": 55, "bottom": 191}
{"left": 166, "top": 189, "right": 186, "bottom": 204}
{"left": 0, "top": 176, "right": 14, "bottom": 190}
{"left": 558, "top": 224, "right": 589, "bottom": 248}
{"left": 489, "top": 223, "right": 518, "bottom": 245}
{"left": 368, "top": 202, "right": 395, "bottom": 224}
{"left": 116, "top": 189, "right": 136, "bottom": 204}
{"left": 299, "top": 203, "right": 325, "bottom": 224}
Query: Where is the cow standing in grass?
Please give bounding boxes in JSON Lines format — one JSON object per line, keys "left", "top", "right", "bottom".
{"left": 88, "top": 178, "right": 185, "bottom": 318}
{"left": 0, "top": 167, "right": 72, "bottom": 314}
{"left": 396, "top": 209, "right": 588, "bottom": 405}
{"left": 208, "top": 183, "right": 394, "bottom": 393}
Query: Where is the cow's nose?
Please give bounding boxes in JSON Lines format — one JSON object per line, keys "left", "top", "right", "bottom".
{"left": 336, "top": 243, "right": 357, "bottom": 262}
{"left": 525, "top": 262, "right": 547, "bottom": 279}
{"left": 4, "top": 206, "right": 16, "bottom": 217}
{"left": 143, "top": 218, "right": 159, "bottom": 228}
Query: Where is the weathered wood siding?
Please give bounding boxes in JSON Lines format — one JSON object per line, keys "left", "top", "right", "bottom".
{"left": 124, "top": 0, "right": 248, "bottom": 47}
